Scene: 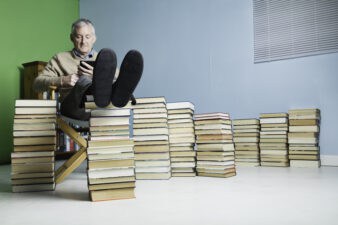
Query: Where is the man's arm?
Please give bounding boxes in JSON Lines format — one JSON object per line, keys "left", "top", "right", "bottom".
{"left": 33, "top": 55, "right": 78, "bottom": 92}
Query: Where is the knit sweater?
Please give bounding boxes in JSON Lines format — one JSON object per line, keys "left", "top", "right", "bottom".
{"left": 33, "top": 51, "right": 98, "bottom": 102}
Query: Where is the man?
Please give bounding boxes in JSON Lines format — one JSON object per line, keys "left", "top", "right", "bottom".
{"left": 33, "top": 18, "right": 143, "bottom": 120}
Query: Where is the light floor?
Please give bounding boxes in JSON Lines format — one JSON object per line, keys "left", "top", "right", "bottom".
{"left": 1, "top": 162, "right": 338, "bottom": 225}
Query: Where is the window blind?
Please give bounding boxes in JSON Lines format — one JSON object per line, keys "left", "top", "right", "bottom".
{"left": 253, "top": 0, "right": 338, "bottom": 63}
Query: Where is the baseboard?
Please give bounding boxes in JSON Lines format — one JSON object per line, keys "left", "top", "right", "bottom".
{"left": 321, "top": 155, "right": 338, "bottom": 166}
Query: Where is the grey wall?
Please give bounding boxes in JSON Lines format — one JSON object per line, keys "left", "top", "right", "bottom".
{"left": 80, "top": 0, "right": 338, "bottom": 155}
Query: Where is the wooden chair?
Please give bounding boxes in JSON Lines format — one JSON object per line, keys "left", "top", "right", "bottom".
{"left": 48, "top": 86, "right": 89, "bottom": 184}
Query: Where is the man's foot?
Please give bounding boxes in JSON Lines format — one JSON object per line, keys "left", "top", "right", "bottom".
{"left": 111, "top": 50, "right": 143, "bottom": 107}
{"left": 93, "top": 48, "right": 117, "bottom": 107}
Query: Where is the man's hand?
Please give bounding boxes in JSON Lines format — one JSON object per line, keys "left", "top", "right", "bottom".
{"left": 78, "top": 61, "right": 94, "bottom": 77}
{"left": 61, "top": 74, "right": 79, "bottom": 87}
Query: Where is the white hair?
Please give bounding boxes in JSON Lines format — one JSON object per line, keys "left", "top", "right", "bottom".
{"left": 71, "top": 18, "right": 95, "bottom": 37}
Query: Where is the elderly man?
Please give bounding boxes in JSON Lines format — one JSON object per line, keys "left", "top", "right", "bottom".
{"left": 33, "top": 18, "right": 143, "bottom": 120}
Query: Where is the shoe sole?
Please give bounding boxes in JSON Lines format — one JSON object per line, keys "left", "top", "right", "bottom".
{"left": 93, "top": 48, "right": 117, "bottom": 107}
{"left": 111, "top": 50, "right": 143, "bottom": 107}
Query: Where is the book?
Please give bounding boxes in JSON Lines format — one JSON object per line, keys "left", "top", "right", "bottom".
{"left": 12, "top": 183, "right": 55, "bottom": 193}
{"left": 87, "top": 168, "right": 135, "bottom": 179}
{"left": 91, "top": 109, "right": 131, "bottom": 117}
{"left": 167, "top": 102, "right": 195, "bottom": 110}
{"left": 15, "top": 107, "right": 56, "bottom": 115}
{"left": 90, "top": 187, "right": 135, "bottom": 201}
{"left": 15, "top": 99, "right": 57, "bottom": 107}
{"left": 134, "top": 96, "right": 166, "bottom": 104}
{"left": 90, "top": 117, "right": 130, "bottom": 126}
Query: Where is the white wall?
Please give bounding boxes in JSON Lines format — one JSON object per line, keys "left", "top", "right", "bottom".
{"left": 80, "top": 0, "right": 338, "bottom": 155}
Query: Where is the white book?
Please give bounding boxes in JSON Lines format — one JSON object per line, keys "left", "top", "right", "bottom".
{"left": 133, "top": 113, "right": 168, "bottom": 119}
{"left": 288, "top": 138, "right": 318, "bottom": 144}
{"left": 135, "top": 160, "right": 171, "bottom": 167}
{"left": 167, "top": 119, "right": 193, "bottom": 124}
{"left": 89, "top": 136, "right": 130, "bottom": 141}
{"left": 15, "top": 100, "right": 57, "bottom": 107}
{"left": 88, "top": 168, "right": 135, "bottom": 179}
{"left": 260, "top": 118, "right": 288, "bottom": 124}
{"left": 135, "top": 97, "right": 166, "bottom": 104}
{"left": 135, "top": 166, "right": 171, "bottom": 173}
{"left": 197, "top": 160, "right": 235, "bottom": 166}
{"left": 171, "top": 162, "right": 196, "bottom": 168}
{"left": 195, "top": 124, "right": 232, "bottom": 130}
{"left": 134, "top": 128, "right": 169, "bottom": 136}
{"left": 132, "top": 103, "right": 166, "bottom": 109}
{"left": 167, "top": 102, "right": 195, "bottom": 110}
{"left": 90, "top": 117, "right": 130, "bottom": 126}
{"left": 133, "top": 108, "right": 167, "bottom": 114}
{"left": 289, "top": 126, "right": 319, "bottom": 132}
{"left": 133, "top": 135, "right": 169, "bottom": 141}
{"left": 194, "top": 113, "right": 230, "bottom": 120}
{"left": 87, "top": 153, "right": 134, "bottom": 160}
{"left": 13, "top": 123, "right": 56, "bottom": 131}
{"left": 87, "top": 146, "right": 134, "bottom": 155}
{"left": 13, "top": 130, "right": 56, "bottom": 137}
{"left": 290, "top": 160, "right": 320, "bottom": 168}
{"left": 91, "top": 109, "right": 130, "bottom": 117}
{"left": 15, "top": 107, "right": 56, "bottom": 115}
{"left": 197, "top": 143, "right": 235, "bottom": 151}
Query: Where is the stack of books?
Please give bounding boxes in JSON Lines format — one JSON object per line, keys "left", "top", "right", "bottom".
{"left": 132, "top": 97, "right": 171, "bottom": 180}
{"left": 259, "top": 113, "right": 289, "bottom": 167}
{"left": 288, "top": 109, "right": 321, "bottom": 167}
{"left": 232, "top": 119, "right": 260, "bottom": 166}
{"left": 194, "top": 113, "right": 236, "bottom": 178}
{"left": 167, "top": 102, "right": 196, "bottom": 177}
{"left": 11, "top": 100, "right": 57, "bottom": 192}
{"left": 87, "top": 108, "right": 136, "bottom": 201}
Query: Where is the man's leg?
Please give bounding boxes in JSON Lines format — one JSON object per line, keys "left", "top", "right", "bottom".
{"left": 92, "top": 48, "right": 117, "bottom": 107}
{"left": 60, "top": 75, "right": 92, "bottom": 120}
{"left": 111, "top": 50, "right": 143, "bottom": 107}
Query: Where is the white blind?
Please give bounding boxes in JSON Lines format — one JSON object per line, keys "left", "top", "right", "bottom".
{"left": 253, "top": 0, "right": 338, "bottom": 63}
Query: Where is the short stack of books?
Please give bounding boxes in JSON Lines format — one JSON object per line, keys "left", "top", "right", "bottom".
{"left": 232, "top": 119, "right": 260, "bottom": 166}
{"left": 87, "top": 108, "right": 136, "bottom": 201}
{"left": 259, "top": 113, "right": 289, "bottom": 167}
{"left": 194, "top": 113, "right": 236, "bottom": 178}
{"left": 11, "top": 100, "right": 57, "bottom": 192}
{"left": 288, "top": 109, "right": 321, "bottom": 168}
{"left": 167, "top": 102, "right": 196, "bottom": 177}
{"left": 132, "top": 97, "right": 171, "bottom": 180}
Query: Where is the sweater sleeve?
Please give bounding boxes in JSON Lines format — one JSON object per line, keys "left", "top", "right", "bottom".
{"left": 33, "top": 55, "right": 63, "bottom": 93}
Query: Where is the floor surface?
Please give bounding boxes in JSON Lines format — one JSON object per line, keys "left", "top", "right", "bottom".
{"left": 1, "top": 162, "right": 338, "bottom": 225}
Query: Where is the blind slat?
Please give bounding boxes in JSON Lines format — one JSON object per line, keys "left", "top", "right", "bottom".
{"left": 253, "top": 0, "right": 338, "bottom": 63}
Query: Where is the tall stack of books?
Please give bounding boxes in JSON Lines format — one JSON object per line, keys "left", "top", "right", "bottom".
{"left": 259, "top": 113, "right": 289, "bottom": 167}
{"left": 288, "top": 109, "right": 321, "bottom": 168}
{"left": 194, "top": 113, "right": 236, "bottom": 178}
{"left": 11, "top": 100, "right": 57, "bottom": 192}
{"left": 132, "top": 97, "right": 171, "bottom": 180}
{"left": 232, "top": 119, "right": 260, "bottom": 166}
{"left": 167, "top": 102, "right": 196, "bottom": 177}
{"left": 87, "top": 108, "right": 136, "bottom": 201}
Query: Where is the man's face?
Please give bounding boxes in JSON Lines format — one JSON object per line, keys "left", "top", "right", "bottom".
{"left": 71, "top": 24, "right": 96, "bottom": 56}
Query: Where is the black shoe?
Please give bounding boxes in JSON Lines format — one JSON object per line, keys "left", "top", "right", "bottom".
{"left": 111, "top": 50, "right": 143, "bottom": 107}
{"left": 60, "top": 76, "right": 92, "bottom": 121}
{"left": 93, "top": 48, "right": 117, "bottom": 107}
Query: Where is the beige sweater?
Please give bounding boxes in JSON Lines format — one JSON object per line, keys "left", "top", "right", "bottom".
{"left": 33, "top": 51, "right": 98, "bottom": 102}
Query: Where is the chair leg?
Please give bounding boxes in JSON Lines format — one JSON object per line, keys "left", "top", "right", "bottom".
{"left": 55, "top": 117, "right": 88, "bottom": 184}
{"left": 55, "top": 147, "right": 87, "bottom": 184}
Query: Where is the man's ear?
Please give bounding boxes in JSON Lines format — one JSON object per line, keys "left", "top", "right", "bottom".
{"left": 93, "top": 35, "right": 97, "bottom": 44}
{"left": 70, "top": 34, "right": 74, "bottom": 43}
